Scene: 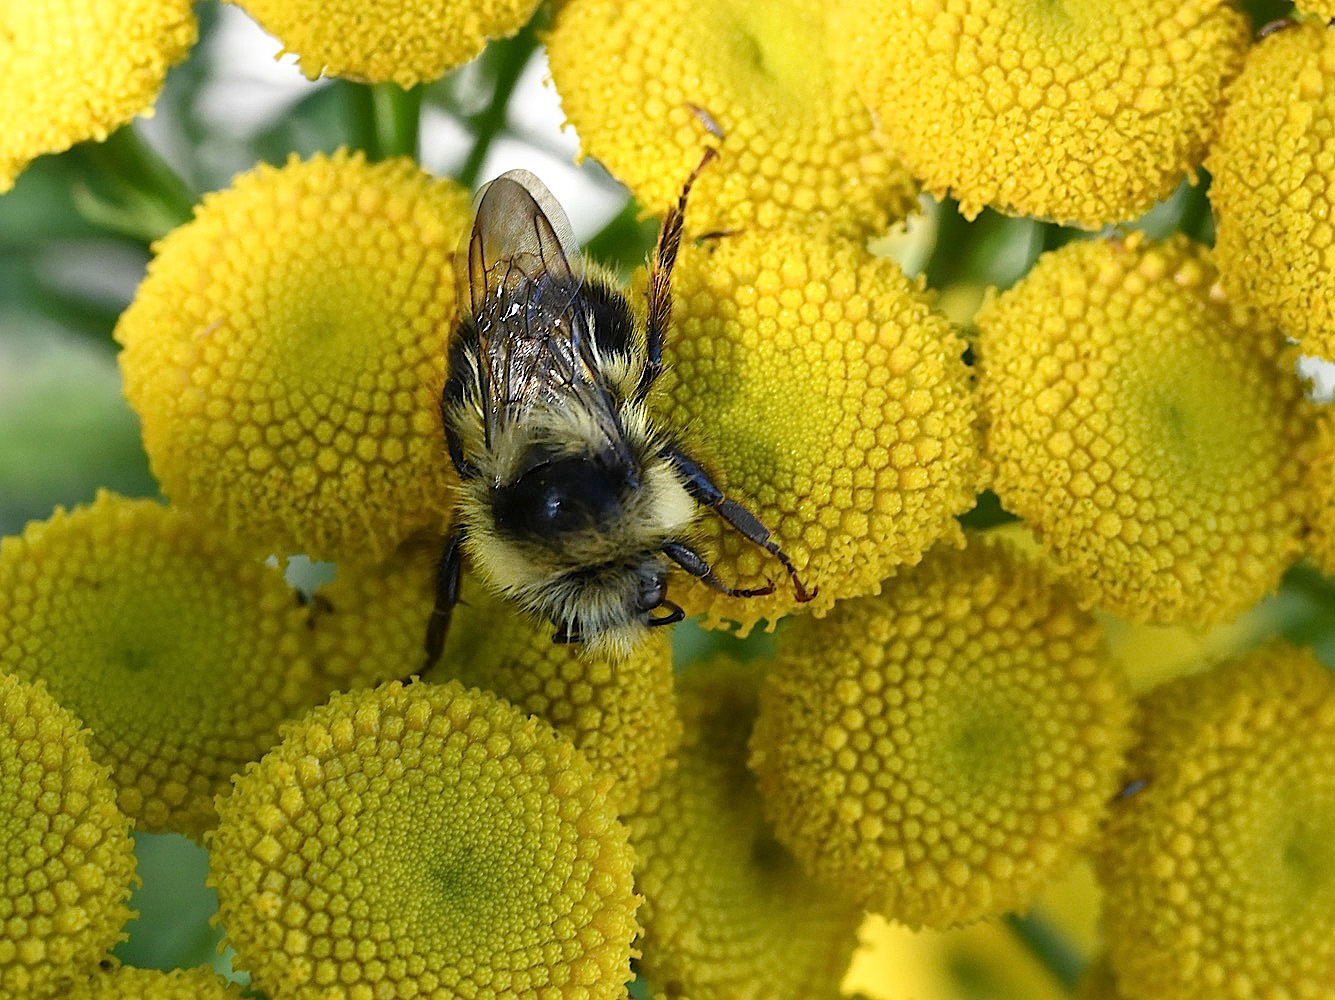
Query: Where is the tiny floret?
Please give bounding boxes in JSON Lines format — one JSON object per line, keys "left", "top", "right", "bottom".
{"left": 64, "top": 965, "right": 247, "bottom": 998}
{"left": 1096, "top": 643, "right": 1335, "bottom": 999}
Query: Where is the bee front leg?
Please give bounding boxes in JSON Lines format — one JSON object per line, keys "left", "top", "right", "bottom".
{"left": 662, "top": 446, "right": 817, "bottom": 603}
{"left": 662, "top": 539, "right": 774, "bottom": 597}
{"left": 424, "top": 526, "right": 465, "bottom": 671}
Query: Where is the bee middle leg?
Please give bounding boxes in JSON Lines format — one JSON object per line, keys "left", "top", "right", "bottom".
{"left": 662, "top": 539, "right": 774, "bottom": 598}
{"left": 662, "top": 446, "right": 817, "bottom": 602}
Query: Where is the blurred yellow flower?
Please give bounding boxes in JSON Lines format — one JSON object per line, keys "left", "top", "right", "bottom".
{"left": 978, "top": 234, "right": 1312, "bottom": 626}
{"left": 209, "top": 679, "right": 640, "bottom": 1000}
{"left": 1211, "top": 18, "right": 1335, "bottom": 359}
{"left": 751, "top": 538, "right": 1129, "bottom": 928}
{"left": 0, "top": 673, "right": 137, "bottom": 998}
{"left": 0, "top": 491, "right": 344, "bottom": 836}
{"left": 843, "top": 0, "right": 1248, "bottom": 226}
{"left": 631, "top": 658, "right": 863, "bottom": 999}
{"left": 0, "top": 0, "right": 196, "bottom": 192}
{"left": 648, "top": 224, "right": 979, "bottom": 631}
{"left": 1096, "top": 643, "right": 1335, "bottom": 999}
{"left": 228, "top": 0, "right": 540, "bottom": 86}
{"left": 116, "top": 150, "right": 471, "bottom": 563}
{"left": 547, "top": 0, "right": 918, "bottom": 234}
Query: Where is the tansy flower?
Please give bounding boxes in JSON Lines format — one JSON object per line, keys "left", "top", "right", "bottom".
{"left": 439, "top": 579, "right": 680, "bottom": 814}
{"left": 1210, "top": 18, "right": 1335, "bottom": 359}
{"left": 0, "top": 673, "right": 137, "bottom": 998}
{"left": 546, "top": 0, "right": 918, "bottom": 235}
{"left": 64, "top": 965, "right": 247, "bottom": 998}
{"left": 116, "top": 150, "right": 471, "bottom": 563}
{"left": 1303, "top": 404, "right": 1335, "bottom": 574}
{"left": 208, "top": 680, "right": 640, "bottom": 1000}
{"left": 1095, "top": 643, "right": 1335, "bottom": 999}
{"left": 0, "top": 0, "right": 196, "bottom": 192}
{"left": 977, "top": 233, "right": 1312, "bottom": 626}
{"left": 630, "top": 658, "right": 863, "bottom": 1000}
{"left": 749, "top": 539, "right": 1129, "bottom": 928}
{"left": 0, "top": 491, "right": 346, "bottom": 836}
{"left": 842, "top": 0, "right": 1249, "bottom": 226}
{"left": 646, "top": 224, "right": 979, "bottom": 632}
{"left": 227, "top": 0, "right": 541, "bottom": 87}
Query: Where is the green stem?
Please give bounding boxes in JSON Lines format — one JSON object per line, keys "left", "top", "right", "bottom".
{"left": 1003, "top": 910, "right": 1086, "bottom": 992}
{"left": 346, "top": 83, "right": 423, "bottom": 160}
{"left": 456, "top": 24, "right": 542, "bottom": 190}
{"left": 66, "top": 124, "right": 197, "bottom": 244}
{"left": 921, "top": 197, "right": 973, "bottom": 290}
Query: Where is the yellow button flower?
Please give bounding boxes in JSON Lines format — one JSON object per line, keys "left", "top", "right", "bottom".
{"left": 547, "top": 0, "right": 918, "bottom": 235}
{"left": 648, "top": 224, "right": 979, "bottom": 632}
{"left": 1304, "top": 404, "right": 1335, "bottom": 574}
{"left": 1096, "top": 643, "right": 1335, "bottom": 999}
{"left": 64, "top": 965, "right": 247, "bottom": 998}
{"left": 116, "top": 151, "right": 471, "bottom": 563}
{"left": 977, "top": 233, "right": 1312, "bottom": 626}
{"left": 0, "top": 0, "right": 196, "bottom": 192}
{"left": 844, "top": 0, "right": 1249, "bottom": 226}
{"left": 228, "top": 0, "right": 540, "bottom": 86}
{"left": 0, "top": 673, "right": 137, "bottom": 999}
{"left": 750, "top": 539, "right": 1129, "bottom": 929}
{"left": 1210, "top": 18, "right": 1335, "bottom": 359}
{"left": 209, "top": 680, "right": 640, "bottom": 1000}
{"left": 630, "top": 659, "right": 863, "bottom": 999}
{"left": 0, "top": 492, "right": 347, "bottom": 836}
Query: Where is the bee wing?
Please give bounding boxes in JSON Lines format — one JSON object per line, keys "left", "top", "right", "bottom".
{"left": 463, "top": 170, "right": 629, "bottom": 458}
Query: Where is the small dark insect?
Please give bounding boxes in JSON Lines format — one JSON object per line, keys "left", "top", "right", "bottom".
{"left": 425, "top": 150, "right": 814, "bottom": 665}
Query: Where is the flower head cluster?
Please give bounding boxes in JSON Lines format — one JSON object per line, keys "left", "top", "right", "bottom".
{"left": 844, "top": 0, "right": 1249, "bottom": 226}
{"left": 630, "top": 658, "right": 863, "bottom": 1000}
{"left": 648, "top": 224, "right": 979, "bottom": 632}
{"left": 0, "top": 0, "right": 196, "bottom": 192}
{"left": 229, "top": 0, "right": 540, "bottom": 86}
{"left": 1304, "top": 405, "right": 1335, "bottom": 574}
{"left": 1210, "top": 18, "right": 1335, "bottom": 359}
{"left": 0, "top": 491, "right": 345, "bottom": 835}
{"left": 1096, "top": 643, "right": 1335, "bottom": 999}
{"left": 977, "top": 234, "right": 1312, "bottom": 626}
{"left": 547, "top": 0, "right": 917, "bottom": 234}
{"left": 750, "top": 538, "right": 1129, "bottom": 928}
{"left": 0, "top": 673, "right": 137, "bottom": 998}
{"left": 115, "top": 150, "right": 471, "bottom": 562}
{"left": 208, "top": 680, "right": 640, "bottom": 1000}
{"left": 64, "top": 965, "right": 247, "bottom": 999}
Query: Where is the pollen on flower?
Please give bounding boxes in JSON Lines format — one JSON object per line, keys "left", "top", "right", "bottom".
{"left": 228, "top": 0, "right": 540, "bottom": 87}
{"left": 208, "top": 680, "right": 641, "bottom": 1000}
{"left": 1210, "top": 18, "right": 1335, "bottom": 359}
{"left": 546, "top": 0, "right": 918, "bottom": 235}
{"left": 0, "top": 491, "right": 349, "bottom": 836}
{"left": 645, "top": 224, "right": 979, "bottom": 632}
{"left": 0, "top": 0, "right": 196, "bottom": 192}
{"left": 63, "top": 965, "right": 247, "bottom": 998}
{"left": 749, "top": 539, "right": 1129, "bottom": 928}
{"left": 115, "top": 150, "right": 471, "bottom": 563}
{"left": 0, "top": 673, "right": 137, "bottom": 998}
{"left": 842, "top": 0, "right": 1248, "bottom": 226}
{"left": 630, "top": 658, "right": 863, "bottom": 999}
{"left": 1096, "top": 643, "right": 1335, "bottom": 1000}
{"left": 977, "top": 233, "right": 1312, "bottom": 626}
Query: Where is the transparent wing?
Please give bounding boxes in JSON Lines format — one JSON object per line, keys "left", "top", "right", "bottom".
{"left": 461, "top": 170, "right": 627, "bottom": 457}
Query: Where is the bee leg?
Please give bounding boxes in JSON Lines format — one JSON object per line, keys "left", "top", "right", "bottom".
{"left": 662, "top": 539, "right": 774, "bottom": 597}
{"left": 646, "top": 600, "right": 686, "bottom": 627}
{"left": 637, "top": 146, "right": 719, "bottom": 400}
{"left": 424, "top": 526, "right": 465, "bottom": 671}
{"left": 662, "top": 446, "right": 818, "bottom": 603}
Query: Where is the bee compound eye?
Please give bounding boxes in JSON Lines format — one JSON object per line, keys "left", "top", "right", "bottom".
{"left": 637, "top": 563, "right": 667, "bottom": 612}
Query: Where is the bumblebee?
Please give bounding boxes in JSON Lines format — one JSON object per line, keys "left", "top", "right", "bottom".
{"left": 425, "top": 151, "right": 813, "bottom": 663}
